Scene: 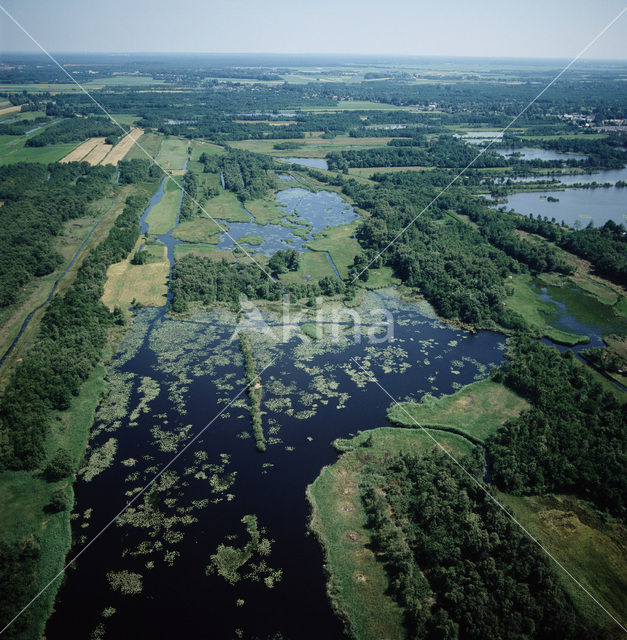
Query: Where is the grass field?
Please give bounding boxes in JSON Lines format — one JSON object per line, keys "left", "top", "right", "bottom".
{"left": 125, "top": 131, "right": 162, "bottom": 161}
{"left": 307, "top": 221, "right": 361, "bottom": 279}
{"left": 158, "top": 137, "right": 189, "bottom": 171}
{"left": 360, "top": 266, "right": 401, "bottom": 289}
{"left": 230, "top": 135, "right": 396, "bottom": 158}
{"left": 505, "top": 274, "right": 590, "bottom": 345}
{"left": 173, "top": 244, "right": 265, "bottom": 265}
{"left": 203, "top": 191, "right": 251, "bottom": 222}
{"left": 387, "top": 378, "right": 529, "bottom": 442}
{"left": 348, "top": 165, "right": 433, "bottom": 178}
{"left": 0, "top": 140, "right": 76, "bottom": 165}
{"left": 499, "top": 492, "right": 627, "bottom": 633}
{"left": 101, "top": 237, "right": 169, "bottom": 309}
{"left": 245, "top": 197, "right": 287, "bottom": 224}
{"left": 189, "top": 139, "right": 225, "bottom": 161}
{"left": 308, "top": 427, "right": 475, "bottom": 640}
{"left": 279, "top": 251, "right": 336, "bottom": 284}
{"left": 171, "top": 218, "right": 224, "bottom": 243}
{"left": 144, "top": 178, "right": 182, "bottom": 235}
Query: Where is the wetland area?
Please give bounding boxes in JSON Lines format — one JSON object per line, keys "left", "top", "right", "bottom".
{"left": 1, "top": 51, "right": 625, "bottom": 640}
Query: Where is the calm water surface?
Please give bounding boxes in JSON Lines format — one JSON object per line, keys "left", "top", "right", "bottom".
{"left": 47, "top": 291, "right": 505, "bottom": 640}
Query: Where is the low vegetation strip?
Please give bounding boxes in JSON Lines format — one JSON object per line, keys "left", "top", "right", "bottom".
{"left": 239, "top": 332, "right": 266, "bottom": 452}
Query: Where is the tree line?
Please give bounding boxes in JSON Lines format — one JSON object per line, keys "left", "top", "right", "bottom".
{"left": 0, "top": 191, "right": 150, "bottom": 470}
{"left": 26, "top": 116, "right": 122, "bottom": 147}
{"left": 488, "top": 337, "right": 626, "bottom": 518}
{"left": 361, "top": 447, "right": 599, "bottom": 639}
{"left": 0, "top": 162, "right": 116, "bottom": 310}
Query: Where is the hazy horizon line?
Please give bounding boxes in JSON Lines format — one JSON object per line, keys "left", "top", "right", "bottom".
{"left": 1, "top": 51, "right": 626, "bottom": 63}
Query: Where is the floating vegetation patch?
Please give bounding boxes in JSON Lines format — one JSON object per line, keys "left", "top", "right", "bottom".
{"left": 91, "top": 372, "right": 137, "bottom": 437}
{"left": 81, "top": 438, "right": 118, "bottom": 482}
{"left": 106, "top": 570, "right": 143, "bottom": 595}
{"left": 129, "top": 376, "right": 161, "bottom": 422}
{"left": 206, "top": 514, "right": 282, "bottom": 588}
{"left": 150, "top": 422, "right": 192, "bottom": 453}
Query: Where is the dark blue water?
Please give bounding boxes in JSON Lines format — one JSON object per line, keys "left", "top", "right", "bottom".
{"left": 46, "top": 290, "right": 505, "bottom": 640}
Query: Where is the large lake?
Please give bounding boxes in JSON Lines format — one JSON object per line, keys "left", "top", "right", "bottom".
{"left": 492, "top": 165, "right": 627, "bottom": 227}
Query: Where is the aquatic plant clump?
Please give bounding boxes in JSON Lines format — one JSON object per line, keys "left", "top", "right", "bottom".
{"left": 206, "top": 515, "right": 282, "bottom": 588}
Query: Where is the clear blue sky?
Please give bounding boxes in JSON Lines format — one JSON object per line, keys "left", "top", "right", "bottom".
{"left": 1, "top": 0, "right": 626, "bottom": 59}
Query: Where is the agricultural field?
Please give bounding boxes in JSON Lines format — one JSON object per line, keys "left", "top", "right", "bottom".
{"left": 59, "top": 137, "right": 106, "bottom": 163}
{"left": 82, "top": 141, "right": 113, "bottom": 165}
{"left": 101, "top": 127, "right": 144, "bottom": 165}
{"left": 0, "top": 104, "right": 21, "bottom": 117}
